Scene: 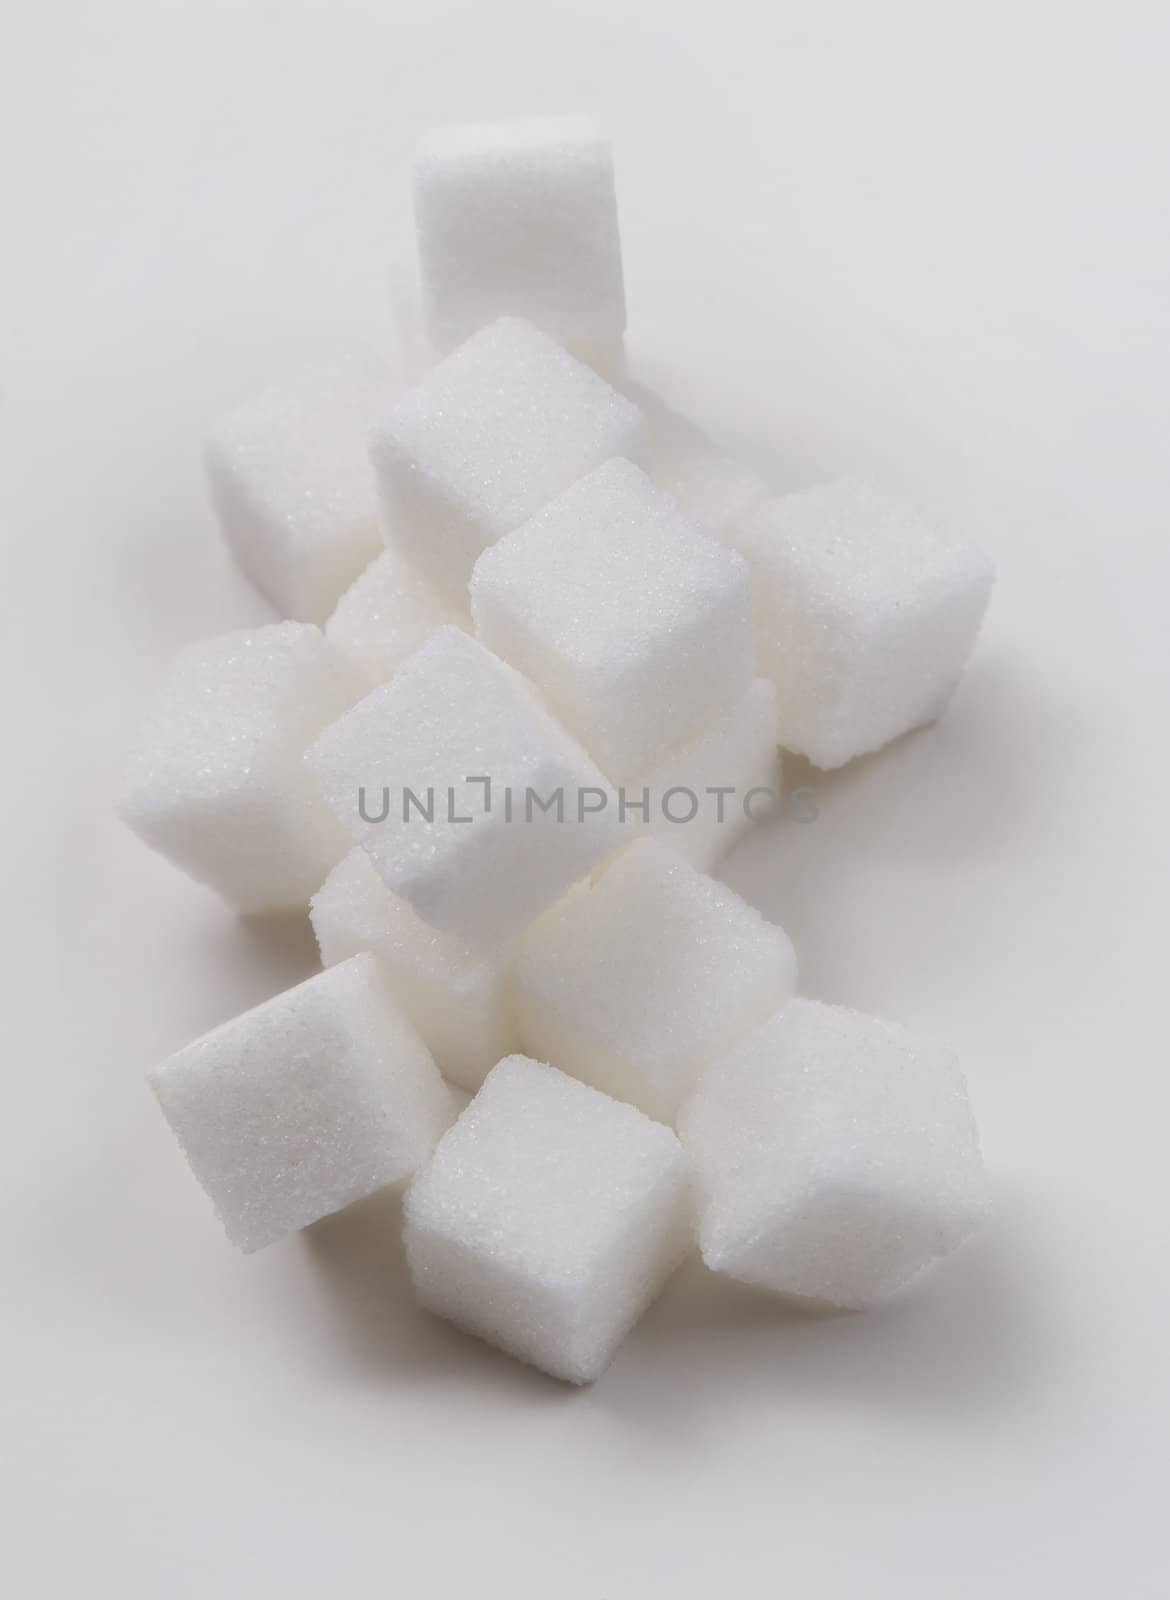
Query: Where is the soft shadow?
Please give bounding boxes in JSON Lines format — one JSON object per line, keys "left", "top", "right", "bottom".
{"left": 235, "top": 907, "right": 323, "bottom": 985}
{"left": 728, "top": 648, "right": 1057, "bottom": 879}
{"left": 168, "top": 906, "right": 324, "bottom": 1032}
{"left": 719, "top": 651, "right": 1068, "bottom": 1006}
{"left": 300, "top": 1189, "right": 581, "bottom": 1406}
{"left": 297, "top": 1179, "right": 1047, "bottom": 1434}
{"left": 590, "top": 1188, "right": 1048, "bottom": 1440}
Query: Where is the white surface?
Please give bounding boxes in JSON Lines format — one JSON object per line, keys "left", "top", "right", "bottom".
{"left": 2, "top": 2, "right": 1168, "bottom": 1595}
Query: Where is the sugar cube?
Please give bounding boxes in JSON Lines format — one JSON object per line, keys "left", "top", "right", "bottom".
{"left": 311, "top": 848, "right": 517, "bottom": 1092}
{"left": 513, "top": 838, "right": 797, "bottom": 1123}
{"left": 205, "top": 348, "right": 394, "bottom": 622}
{"left": 150, "top": 953, "right": 456, "bottom": 1252}
{"left": 404, "top": 1055, "right": 691, "bottom": 1383}
{"left": 413, "top": 117, "right": 626, "bottom": 358}
{"left": 369, "top": 317, "right": 643, "bottom": 603}
{"left": 470, "top": 458, "right": 754, "bottom": 781}
{"left": 121, "top": 623, "right": 362, "bottom": 913}
{"left": 731, "top": 481, "right": 995, "bottom": 768}
{"left": 325, "top": 545, "right": 468, "bottom": 689}
{"left": 679, "top": 999, "right": 990, "bottom": 1307}
{"left": 635, "top": 678, "right": 781, "bottom": 871}
{"left": 628, "top": 383, "right": 769, "bottom": 532}
{"left": 305, "top": 627, "right": 624, "bottom": 948}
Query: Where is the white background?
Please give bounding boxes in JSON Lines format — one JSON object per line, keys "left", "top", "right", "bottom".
{"left": 3, "top": 2, "right": 1169, "bottom": 1594}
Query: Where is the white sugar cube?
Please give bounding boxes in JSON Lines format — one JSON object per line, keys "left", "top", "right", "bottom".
{"left": 150, "top": 954, "right": 456, "bottom": 1252}
{"left": 630, "top": 385, "right": 768, "bottom": 532}
{"left": 206, "top": 348, "right": 394, "bottom": 622}
{"left": 311, "top": 848, "right": 517, "bottom": 1092}
{"left": 404, "top": 1055, "right": 691, "bottom": 1383}
{"left": 635, "top": 678, "right": 781, "bottom": 871}
{"left": 679, "top": 999, "right": 990, "bottom": 1307}
{"left": 413, "top": 117, "right": 626, "bottom": 358}
{"left": 470, "top": 459, "right": 754, "bottom": 781}
{"left": 732, "top": 481, "right": 994, "bottom": 768}
{"left": 369, "top": 317, "right": 643, "bottom": 603}
{"left": 121, "top": 623, "right": 362, "bottom": 913}
{"left": 305, "top": 627, "right": 623, "bottom": 949}
{"left": 513, "top": 838, "right": 797, "bottom": 1123}
{"left": 325, "top": 545, "right": 468, "bottom": 688}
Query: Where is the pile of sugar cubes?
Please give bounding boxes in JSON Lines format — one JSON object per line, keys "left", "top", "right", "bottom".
{"left": 123, "top": 117, "right": 995, "bottom": 1384}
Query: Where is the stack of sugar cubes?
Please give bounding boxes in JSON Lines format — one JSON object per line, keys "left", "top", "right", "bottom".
{"left": 123, "top": 117, "right": 995, "bottom": 1384}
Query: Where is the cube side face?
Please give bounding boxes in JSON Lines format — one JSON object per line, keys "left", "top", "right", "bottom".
{"left": 128, "top": 777, "right": 346, "bottom": 915}
{"left": 325, "top": 547, "right": 469, "bottom": 688}
{"left": 679, "top": 999, "right": 990, "bottom": 1305}
{"left": 311, "top": 851, "right": 518, "bottom": 1092}
{"left": 509, "top": 959, "right": 637, "bottom": 1117}
{"left": 755, "top": 567, "right": 992, "bottom": 770}
{"left": 399, "top": 763, "right": 619, "bottom": 949}
{"left": 305, "top": 629, "right": 623, "bottom": 948}
{"left": 386, "top": 966, "right": 515, "bottom": 1094}
{"left": 739, "top": 524, "right": 866, "bottom": 768}
{"left": 641, "top": 678, "right": 782, "bottom": 871}
{"left": 560, "top": 1159, "right": 693, "bottom": 1381}
{"left": 446, "top": 1057, "right": 684, "bottom": 1226}
{"left": 470, "top": 568, "right": 579, "bottom": 743}
{"left": 333, "top": 956, "right": 457, "bottom": 1169}
{"left": 206, "top": 450, "right": 295, "bottom": 612}
{"left": 414, "top": 118, "right": 626, "bottom": 351}
{"left": 205, "top": 353, "right": 390, "bottom": 622}
{"left": 370, "top": 319, "right": 643, "bottom": 603}
{"left": 840, "top": 562, "right": 994, "bottom": 757}
{"left": 405, "top": 1216, "right": 583, "bottom": 1381}
{"left": 121, "top": 625, "right": 360, "bottom": 912}
{"left": 584, "top": 573, "right": 753, "bottom": 780}
{"left": 514, "top": 840, "right": 798, "bottom": 1122}
{"left": 470, "top": 459, "right": 756, "bottom": 780}
{"left": 149, "top": 958, "right": 449, "bottom": 1252}
{"left": 739, "top": 485, "right": 994, "bottom": 768}
{"left": 705, "top": 1184, "right": 982, "bottom": 1308}
{"left": 371, "top": 433, "right": 498, "bottom": 605}
{"left": 404, "top": 1056, "right": 689, "bottom": 1381}
{"left": 310, "top": 848, "right": 395, "bottom": 968}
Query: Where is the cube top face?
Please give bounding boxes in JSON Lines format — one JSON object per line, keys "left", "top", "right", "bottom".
{"left": 737, "top": 481, "right": 995, "bottom": 768}
{"left": 407, "top": 1056, "right": 685, "bottom": 1288}
{"left": 743, "top": 481, "right": 993, "bottom": 612}
{"left": 370, "top": 318, "right": 643, "bottom": 599}
{"left": 305, "top": 627, "right": 623, "bottom": 946}
{"left": 124, "top": 623, "right": 354, "bottom": 805}
{"left": 205, "top": 348, "right": 392, "bottom": 622}
{"left": 514, "top": 839, "right": 798, "bottom": 1122}
{"left": 414, "top": 117, "right": 626, "bottom": 351}
{"left": 679, "top": 999, "right": 990, "bottom": 1305}
{"left": 471, "top": 458, "right": 755, "bottom": 778}
{"left": 638, "top": 678, "right": 781, "bottom": 872}
{"left": 325, "top": 546, "right": 467, "bottom": 688}
{"left": 149, "top": 954, "right": 454, "bottom": 1253}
